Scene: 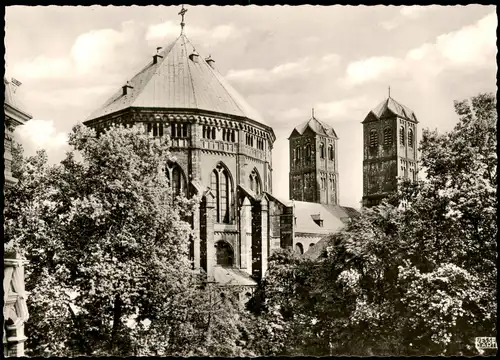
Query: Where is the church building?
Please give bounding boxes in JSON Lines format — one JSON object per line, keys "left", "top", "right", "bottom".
{"left": 83, "top": 6, "right": 418, "bottom": 285}
{"left": 285, "top": 111, "right": 359, "bottom": 255}
{"left": 84, "top": 8, "right": 277, "bottom": 288}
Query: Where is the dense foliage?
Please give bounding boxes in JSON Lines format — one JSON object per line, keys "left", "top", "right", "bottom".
{"left": 4, "top": 124, "right": 252, "bottom": 356}
{"left": 5, "top": 92, "right": 496, "bottom": 356}
{"left": 251, "top": 93, "right": 497, "bottom": 355}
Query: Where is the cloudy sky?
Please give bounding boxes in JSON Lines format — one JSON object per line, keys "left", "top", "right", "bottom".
{"left": 5, "top": 5, "right": 496, "bottom": 208}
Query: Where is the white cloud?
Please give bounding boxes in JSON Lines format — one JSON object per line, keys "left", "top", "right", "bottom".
{"left": 277, "top": 107, "right": 304, "bottom": 120}
{"left": 14, "top": 119, "right": 69, "bottom": 157}
{"left": 434, "top": 12, "right": 497, "bottom": 67}
{"left": 226, "top": 54, "right": 340, "bottom": 84}
{"left": 146, "top": 21, "right": 180, "bottom": 41}
{"left": 345, "top": 12, "right": 496, "bottom": 87}
{"left": 71, "top": 24, "right": 132, "bottom": 73}
{"left": 381, "top": 5, "right": 433, "bottom": 30}
{"left": 276, "top": 95, "right": 373, "bottom": 121}
{"left": 13, "top": 55, "right": 72, "bottom": 80}
{"left": 146, "top": 20, "right": 241, "bottom": 46}
{"left": 380, "top": 21, "right": 399, "bottom": 31}
{"left": 11, "top": 21, "right": 143, "bottom": 82}
{"left": 315, "top": 96, "right": 374, "bottom": 120}
{"left": 400, "top": 6, "right": 428, "bottom": 19}
{"left": 344, "top": 56, "right": 406, "bottom": 86}
{"left": 28, "top": 85, "right": 116, "bottom": 109}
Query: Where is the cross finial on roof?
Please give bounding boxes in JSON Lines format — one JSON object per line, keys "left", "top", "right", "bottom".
{"left": 179, "top": 5, "right": 188, "bottom": 34}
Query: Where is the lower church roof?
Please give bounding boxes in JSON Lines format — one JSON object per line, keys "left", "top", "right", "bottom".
{"left": 291, "top": 201, "right": 359, "bottom": 235}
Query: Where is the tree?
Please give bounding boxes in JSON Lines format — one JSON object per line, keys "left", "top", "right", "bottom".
{"left": 391, "top": 92, "right": 497, "bottom": 354}
{"left": 4, "top": 124, "right": 251, "bottom": 356}
{"left": 250, "top": 93, "right": 497, "bottom": 356}
{"left": 247, "top": 248, "right": 331, "bottom": 355}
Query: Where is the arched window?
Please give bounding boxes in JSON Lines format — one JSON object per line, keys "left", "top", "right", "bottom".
{"left": 296, "top": 147, "right": 301, "bottom": 163}
{"left": 249, "top": 169, "right": 262, "bottom": 195}
{"left": 319, "top": 143, "right": 325, "bottom": 159}
{"left": 328, "top": 144, "right": 334, "bottom": 161}
{"left": 215, "top": 241, "right": 234, "bottom": 267}
{"left": 166, "top": 162, "right": 187, "bottom": 197}
{"left": 295, "top": 243, "right": 304, "bottom": 254}
{"left": 400, "top": 126, "right": 405, "bottom": 145}
{"left": 305, "top": 144, "right": 311, "bottom": 162}
{"left": 231, "top": 130, "right": 235, "bottom": 143}
{"left": 211, "top": 170, "right": 218, "bottom": 202}
{"left": 212, "top": 127, "right": 216, "bottom": 140}
{"left": 211, "top": 164, "right": 232, "bottom": 224}
{"left": 370, "top": 129, "right": 378, "bottom": 147}
{"left": 159, "top": 123, "right": 164, "bottom": 137}
{"left": 153, "top": 123, "right": 158, "bottom": 137}
{"left": 220, "top": 171, "right": 228, "bottom": 222}
{"left": 408, "top": 128, "right": 414, "bottom": 147}
{"left": 383, "top": 128, "right": 392, "bottom": 146}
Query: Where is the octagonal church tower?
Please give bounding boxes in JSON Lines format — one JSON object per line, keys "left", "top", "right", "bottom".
{"left": 84, "top": 9, "right": 275, "bottom": 286}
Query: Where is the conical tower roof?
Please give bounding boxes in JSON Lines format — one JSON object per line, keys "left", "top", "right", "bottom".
{"left": 289, "top": 115, "right": 338, "bottom": 139}
{"left": 363, "top": 96, "right": 418, "bottom": 123}
{"left": 86, "top": 34, "right": 268, "bottom": 126}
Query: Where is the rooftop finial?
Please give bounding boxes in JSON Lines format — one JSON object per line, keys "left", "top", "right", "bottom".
{"left": 388, "top": 85, "right": 391, "bottom": 98}
{"left": 179, "top": 4, "right": 188, "bottom": 34}
{"left": 312, "top": 107, "right": 315, "bottom": 118}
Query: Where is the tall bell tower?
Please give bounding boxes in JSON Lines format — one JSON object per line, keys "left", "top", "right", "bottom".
{"left": 362, "top": 92, "right": 419, "bottom": 207}
{"left": 289, "top": 110, "right": 339, "bottom": 205}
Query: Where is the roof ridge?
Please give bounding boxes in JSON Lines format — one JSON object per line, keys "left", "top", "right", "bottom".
{"left": 86, "top": 40, "right": 180, "bottom": 120}
{"left": 85, "top": 32, "right": 269, "bottom": 125}
{"left": 182, "top": 35, "right": 199, "bottom": 111}
{"left": 315, "top": 117, "right": 332, "bottom": 135}
{"left": 198, "top": 43, "right": 248, "bottom": 119}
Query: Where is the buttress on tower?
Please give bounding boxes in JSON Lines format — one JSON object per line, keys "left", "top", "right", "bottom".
{"left": 288, "top": 111, "right": 339, "bottom": 205}
{"left": 362, "top": 95, "right": 419, "bottom": 207}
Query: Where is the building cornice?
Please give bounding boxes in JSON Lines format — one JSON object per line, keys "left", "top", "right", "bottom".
{"left": 4, "top": 104, "right": 32, "bottom": 126}
{"left": 83, "top": 107, "right": 276, "bottom": 143}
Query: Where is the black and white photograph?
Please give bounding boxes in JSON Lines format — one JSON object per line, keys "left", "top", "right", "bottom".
{"left": 3, "top": 4, "right": 497, "bottom": 356}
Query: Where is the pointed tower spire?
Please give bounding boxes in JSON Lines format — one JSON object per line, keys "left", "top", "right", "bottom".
{"left": 179, "top": 5, "right": 188, "bottom": 34}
